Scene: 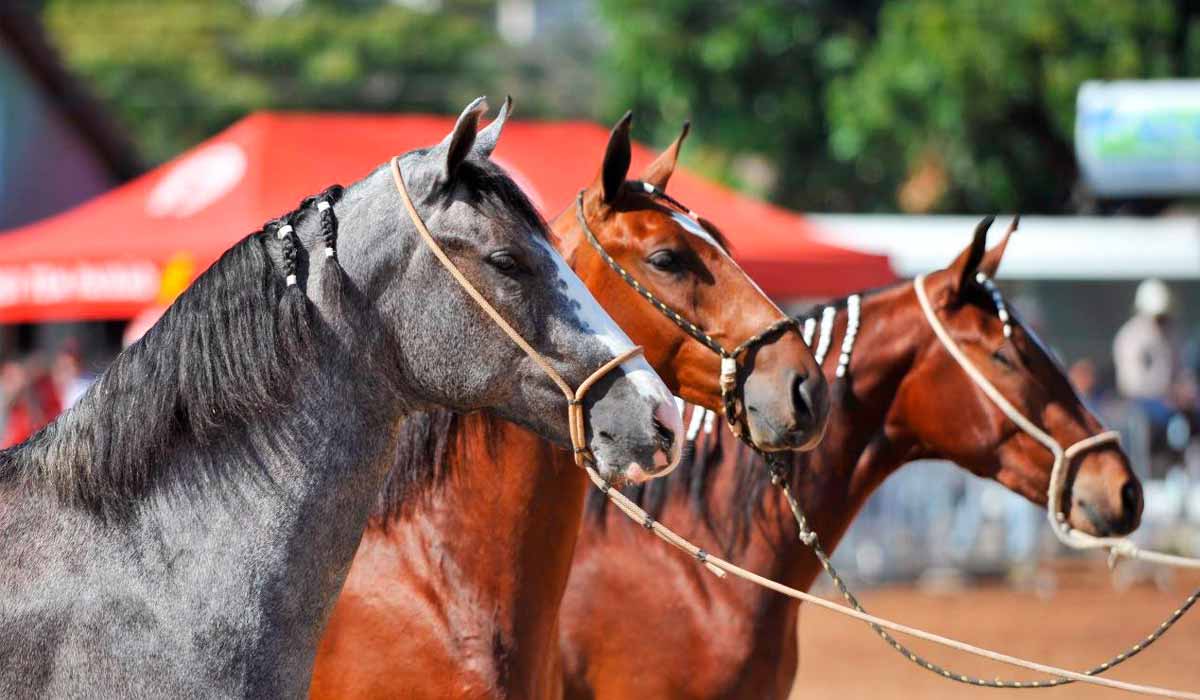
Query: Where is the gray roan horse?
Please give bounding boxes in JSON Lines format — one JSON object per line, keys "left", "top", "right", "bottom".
{"left": 0, "top": 98, "right": 681, "bottom": 699}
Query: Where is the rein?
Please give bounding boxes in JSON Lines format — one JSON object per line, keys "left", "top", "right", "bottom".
{"left": 574, "top": 186, "right": 797, "bottom": 445}
{"left": 391, "top": 157, "right": 641, "bottom": 466}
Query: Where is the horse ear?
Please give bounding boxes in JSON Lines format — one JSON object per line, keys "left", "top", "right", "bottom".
{"left": 640, "top": 120, "right": 690, "bottom": 190}
{"left": 979, "top": 215, "right": 1018, "bottom": 278}
{"left": 472, "top": 95, "right": 512, "bottom": 159}
{"left": 594, "top": 111, "right": 633, "bottom": 205}
{"left": 437, "top": 96, "right": 488, "bottom": 181}
{"left": 947, "top": 215, "right": 994, "bottom": 299}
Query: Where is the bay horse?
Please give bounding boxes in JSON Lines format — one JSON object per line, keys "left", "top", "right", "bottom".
{"left": 309, "top": 112, "right": 829, "bottom": 699}
{"left": 559, "top": 217, "right": 1145, "bottom": 698}
{"left": 0, "top": 97, "right": 682, "bottom": 699}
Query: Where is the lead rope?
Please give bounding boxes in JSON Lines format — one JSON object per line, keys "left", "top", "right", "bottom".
{"left": 391, "top": 158, "right": 642, "bottom": 464}
{"left": 583, "top": 459, "right": 1199, "bottom": 698}
{"left": 769, "top": 452, "right": 1199, "bottom": 691}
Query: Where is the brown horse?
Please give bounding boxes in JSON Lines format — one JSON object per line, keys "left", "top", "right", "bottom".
{"left": 559, "top": 218, "right": 1144, "bottom": 698}
{"left": 308, "top": 114, "right": 828, "bottom": 699}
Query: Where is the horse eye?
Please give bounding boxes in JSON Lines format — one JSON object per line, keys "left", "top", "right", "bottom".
{"left": 991, "top": 348, "right": 1015, "bottom": 369}
{"left": 487, "top": 250, "right": 519, "bottom": 273}
{"left": 647, "top": 250, "right": 680, "bottom": 272}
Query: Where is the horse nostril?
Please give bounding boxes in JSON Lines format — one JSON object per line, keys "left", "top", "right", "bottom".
{"left": 652, "top": 417, "right": 676, "bottom": 454}
{"left": 1121, "top": 480, "right": 1143, "bottom": 519}
{"left": 791, "top": 372, "right": 812, "bottom": 422}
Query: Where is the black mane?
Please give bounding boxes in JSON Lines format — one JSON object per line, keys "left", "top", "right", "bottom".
{"left": 370, "top": 408, "right": 505, "bottom": 524}
{"left": 2, "top": 223, "right": 313, "bottom": 516}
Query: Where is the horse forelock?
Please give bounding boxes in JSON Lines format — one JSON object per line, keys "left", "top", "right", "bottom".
{"left": 400, "top": 152, "right": 548, "bottom": 241}
{"left": 617, "top": 184, "right": 733, "bottom": 256}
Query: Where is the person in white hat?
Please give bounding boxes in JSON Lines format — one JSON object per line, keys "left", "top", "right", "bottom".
{"left": 1113, "top": 279, "right": 1184, "bottom": 425}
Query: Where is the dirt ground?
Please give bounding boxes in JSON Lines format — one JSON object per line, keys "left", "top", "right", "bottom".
{"left": 791, "top": 561, "right": 1200, "bottom": 699}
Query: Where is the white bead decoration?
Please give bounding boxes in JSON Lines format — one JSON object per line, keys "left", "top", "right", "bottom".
{"left": 813, "top": 306, "right": 836, "bottom": 365}
{"left": 975, "top": 272, "right": 1012, "bottom": 338}
{"left": 802, "top": 317, "right": 817, "bottom": 346}
{"left": 835, "top": 295, "right": 861, "bottom": 379}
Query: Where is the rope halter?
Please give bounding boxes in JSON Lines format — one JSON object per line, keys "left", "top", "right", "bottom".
{"left": 391, "top": 157, "right": 642, "bottom": 466}
{"left": 913, "top": 273, "right": 1200, "bottom": 568}
{"left": 574, "top": 185, "right": 798, "bottom": 446}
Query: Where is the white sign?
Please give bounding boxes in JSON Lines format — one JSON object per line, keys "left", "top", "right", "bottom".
{"left": 1076, "top": 80, "right": 1200, "bottom": 197}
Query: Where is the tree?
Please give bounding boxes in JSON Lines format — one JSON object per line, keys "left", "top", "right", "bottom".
{"left": 598, "top": 0, "right": 1199, "bottom": 213}
{"left": 41, "top": 0, "right": 504, "bottom": 164}
{"left": 595, "top": 0, "right": 880, "bottom": 210}
{"left": 826, "top": 0, "right": 1199, "bottom": 213}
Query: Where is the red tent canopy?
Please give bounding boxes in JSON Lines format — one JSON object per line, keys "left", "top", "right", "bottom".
{"left": 0, "top": 112, "right": 893, "bottom": 322}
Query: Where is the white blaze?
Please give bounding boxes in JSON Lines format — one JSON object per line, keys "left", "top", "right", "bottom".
{"left": 532, "top": 237, "right": 669, "bottom": 403}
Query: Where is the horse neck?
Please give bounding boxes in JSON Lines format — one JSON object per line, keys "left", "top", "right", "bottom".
{"left": 772, "top": 282, "right": 931, "bottom": 589}
{"left": 378, "top": 413, "right": 588, "bottom": 692}
{"left": 128, "top": 306, "right": 413, "bottom": 692}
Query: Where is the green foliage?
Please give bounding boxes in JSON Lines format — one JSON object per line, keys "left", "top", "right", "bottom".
{"left": 40, "top": 0, "right": 1200, "bottom": 212}
{"left": 599, "top": 0, "right": 1198, "bottom": 213}
{"left": 595, "top": 1, "right": 877, "bottom": 208}
{"left": 826, "top": 0, "right": 1196, "bottom": 212}
{"left": 43, "top": 0, "right": 503, "bottom": 164}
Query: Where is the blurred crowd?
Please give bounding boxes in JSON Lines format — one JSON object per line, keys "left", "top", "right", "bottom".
{"left": 0, "top": 343, "right": 95, "bottom": 449}
{"left": 1065, "top": 279, "right": 1200, "bottom": 478}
